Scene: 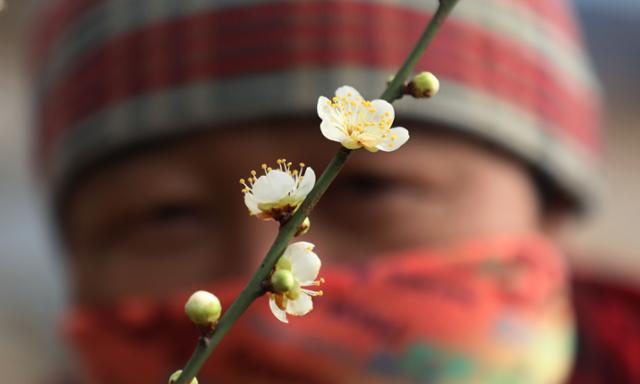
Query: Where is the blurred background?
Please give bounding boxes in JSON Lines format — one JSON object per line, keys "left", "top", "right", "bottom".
{"left": 0, "top": 0, "right": 638, "bottom": 382}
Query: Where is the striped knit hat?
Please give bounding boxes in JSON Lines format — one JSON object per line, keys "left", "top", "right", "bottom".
{"left": 29, "top": 0, "right": 601, "bottom": 209}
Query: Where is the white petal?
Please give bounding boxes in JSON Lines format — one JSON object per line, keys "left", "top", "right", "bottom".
{"left": 376, "top": 127, "right": 409, "bottom": 152}
{"left": 269, "top": 296, "right": 289, "bottom": 323}
{"left": 284, "top": 241, "right": 321, "bottom": 283}
{"left": 251, "top": 170, "right": 296, "bottom": 202}
{"left": 320, "top": 121, "right": 347, "bottom": 143}
{"left": 370, "top": 99, "right": 395, "bottom": 127}
{"left": 286, "top": 293, "right": 313, "bottom": 316}
{"left": 243, "top": 193, "right": 261, "bottom": 215}
{"left": 335, "top": 85, "right": 363, "bottom": 101}
{"left": 293, "top": 167, "right": 315, "bottom": 199}
{"left": 317, "top": 96, "right": 334, "bottom": 120}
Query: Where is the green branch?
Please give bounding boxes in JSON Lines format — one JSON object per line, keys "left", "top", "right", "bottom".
{"left": 176, "top": 147, "right": 351, "bottom": 383}
{"left": 381, "top": 0, "right": 459, "bottom": 103}
{"left": 175, "top": 1, "right": 459, "bottom": 382}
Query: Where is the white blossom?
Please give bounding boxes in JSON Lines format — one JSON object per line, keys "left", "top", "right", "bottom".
{"left": 268, "top": 242, "right": 323, "bottom": 323}
{"left": 240, "top": 159, "right": 315, "bottom": 221}
{"left": 317, "top": 86, "right": 409, "bottom": 152}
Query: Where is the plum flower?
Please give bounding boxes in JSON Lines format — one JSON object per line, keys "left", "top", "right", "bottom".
{"left": 268, "top": 241, "right": 324, "bottom": 323}
{"left": 240, "top": 159, "right": 315, "bottom": 222}
{"left": 317, "top": 85, "right": 409, "bottom": 152}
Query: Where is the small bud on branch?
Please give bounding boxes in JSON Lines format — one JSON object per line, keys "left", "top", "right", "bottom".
{"left": 184, "top": 291, "right": 221, "bottom": 329}
{"left": 407, "top": 71, "right": 440, "bottom": 98}
{"left": 169, "top": 370, "right": 198, "bottom": 384}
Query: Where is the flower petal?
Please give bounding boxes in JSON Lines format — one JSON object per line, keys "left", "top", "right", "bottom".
{"left": 317, "top": 96, "right": 334, "bottom": 120}
{"left": 284, "top": 241, "right": 321, "bottom": 283}
{"left": 286, "top": 293, "right": 313, "bottom": 316}
{"left": 376, "top": 127, "right": 409, "bottom": 152}
{"left": 320, "top": 121, "right": 347, "bottom": 143}
{"left": 294, "top": 167, "right": 315, "bottom": 199}
{"left": 269, "top": 296, "right": 289, "bottom": 323}
{"left": 243, "top": 193, "right": 261, "bottom": 215}
{"left": 370, "top": 99, "right": 395, "bottom": 128}
{"left": 251, "top": 170, "right": 296, "bottom": 202}
{"left": 335, "top": 85, "right": 363, "bottom": 101}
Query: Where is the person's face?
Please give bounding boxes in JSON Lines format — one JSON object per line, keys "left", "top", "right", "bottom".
{"left": 64, "top": 121, "right": 541, "bottom": 306}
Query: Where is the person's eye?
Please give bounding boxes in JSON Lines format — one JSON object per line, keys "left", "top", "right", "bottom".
{"left": 328, "top": 172, "right": 406, "bottom": 200}
{"left": 108, "top": 201, "right": 218, "bottom": 256}
{"left": 144, "top": 202, "right": 208, "bottom": 226}
{"left": 132, "top": 201, "right": 216, "bottom": 238}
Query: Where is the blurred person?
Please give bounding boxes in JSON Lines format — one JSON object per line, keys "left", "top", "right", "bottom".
{"left": 27, "top": 0, "right": 639, "bottom": 383}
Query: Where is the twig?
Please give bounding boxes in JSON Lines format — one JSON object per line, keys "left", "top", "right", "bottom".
{"left": 175, "top": 1, "right": 460, "bottom": 382}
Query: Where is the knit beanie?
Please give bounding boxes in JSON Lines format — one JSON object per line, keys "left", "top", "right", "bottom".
{"left": 28, "top": 0, "right": 601, "bottom": 209}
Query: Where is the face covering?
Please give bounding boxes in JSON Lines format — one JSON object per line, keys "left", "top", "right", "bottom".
{"left": 64, "top": 235, "right": 575, "bottom": 384}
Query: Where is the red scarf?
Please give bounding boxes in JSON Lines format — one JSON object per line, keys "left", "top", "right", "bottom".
{"left": 64, "top": 235, "right": 574, "bottom": 383}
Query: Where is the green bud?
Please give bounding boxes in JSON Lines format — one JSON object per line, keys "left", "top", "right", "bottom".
{"left": 184, "top": 290, "right": 221, "bottom": 327}
{"left": 386, "top": 74, "right": 396, "bottom": 85}
{"left": 408, "top": 71, "right": 440, "bottom": 98}
{"left": 271, "top": 269, "right": 295, "bottom": 293}
{"left": 295, "top": 217, "right": 311, "bottom": 237}
{"left": 168, "top": 369, "right": 198, "bottom": 384}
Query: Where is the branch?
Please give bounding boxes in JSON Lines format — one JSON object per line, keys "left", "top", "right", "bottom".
{"left": 174, "top": 1, "right": 460, "bottom": 382}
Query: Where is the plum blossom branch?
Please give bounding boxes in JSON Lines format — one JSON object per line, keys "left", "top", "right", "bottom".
{"left": 173, "top": 1, "right": 460, "bottom": 382}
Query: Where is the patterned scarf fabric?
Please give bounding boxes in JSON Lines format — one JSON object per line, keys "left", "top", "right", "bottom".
{"left": 65, "top": 235, "right": 574, "bottom": 383}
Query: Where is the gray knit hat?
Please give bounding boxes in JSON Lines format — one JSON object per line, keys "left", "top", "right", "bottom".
{"left": 29, "top": 0, "right": 602, "bottom": 208}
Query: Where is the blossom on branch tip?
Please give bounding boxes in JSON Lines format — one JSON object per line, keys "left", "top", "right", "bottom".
{"left": 268, "top": 241, "right": 324, "bottom": 323}
{"left": 317, "top": 86, "right": 409, "bottom": 152}
{"left": 240, "top": 159, "right": 315, "bottom": 222}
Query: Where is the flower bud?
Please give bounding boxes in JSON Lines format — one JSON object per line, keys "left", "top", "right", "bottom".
{"left": 168, "top": 369, "right": 198, "bottom": 384}
{"left": 271, "top": 269, "right": 295, "bottom": 293}
{"left": 295, "top": 217, "right": 311, "bottom": 237}
{"left": 184, "top": 290, "right": 221, "bottom": 327}
{"left": 386, "top": 74, "right": 396, "bottom": 85}
{"left": 408, "top": 71, "right": 440, "bottom": 98}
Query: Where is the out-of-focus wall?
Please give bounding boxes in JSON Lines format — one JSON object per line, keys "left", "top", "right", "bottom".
{"left": 573, "top": 2, "right": 640, "bottom": 280}
{"left": 0, "top": 0, "right": 638, "bottom": 382}
{"left": 0, "top": 2, "right": 67, "bottom": 382}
